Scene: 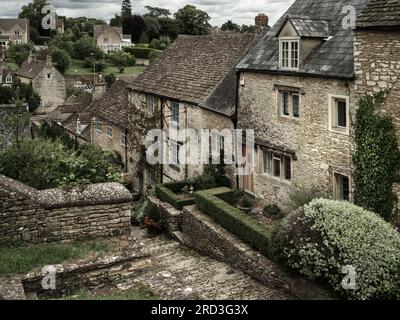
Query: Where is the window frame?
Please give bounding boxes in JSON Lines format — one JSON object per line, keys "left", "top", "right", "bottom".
{"left": 171, "top": 101, "right": 180, "bottom": 129}
{"left": 334, "top": 172, "right": 351, "bottom": 201}
{"left": 106, "top": 125, "right": 113, "bottom": 139}
{"left": 146, "top": 95, "right": 154, "bottom": 116}
{"left": 328, "top": 94, "right": 350, "bottom": 135}
{"left": 170, "top": 140, "right": 180, "bottom": 168}
{"left": 120, "top": 130, "right": 126, "bottom": 147}
{"left": 279, "top": 37, "right": 300, "bottom": 70}
{"left": 5, "top": 74, "right": 12, "bottom": 84}
{"left": 260, "top": 148, "right": 292, "bottom": 183}
{"left": 95, "top": 120, "right": 102, "bottom": 132}
{"left": 76, "top": 120, "right": 82, "bottom": 135}
{"left": 279, "top": 89, "right": 301, "bottom": 119}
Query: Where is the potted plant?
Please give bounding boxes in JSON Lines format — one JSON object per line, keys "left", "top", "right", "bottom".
{"left": 263, "top": 204, "right": 283, "bottom": 220}
{"left": 237, "top": 197, "right": 255, "bottom": 213}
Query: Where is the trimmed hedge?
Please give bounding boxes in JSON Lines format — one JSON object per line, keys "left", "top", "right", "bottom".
{"left": 124, "top": 47, "right": 162, "bottom": 60}
{"left": 272, "top": 198, "right": 400, "bottom": 300}
{"left": 155, "top": 182, "right": 195, "bottom": 210}
{"left": 195, "top": 188, "right": 272, "bottom": 258}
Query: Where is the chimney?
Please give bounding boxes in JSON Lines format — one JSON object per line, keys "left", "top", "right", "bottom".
{"left": 255, "top": 13, "right": 269, "bottom": 32}
{"left": 46, "top": 54, "right": 52, "bottom": 66}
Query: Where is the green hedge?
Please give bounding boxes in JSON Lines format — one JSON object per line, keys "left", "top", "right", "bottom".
{"left": 124, "top": 47, "right": 162, "bottom": 59}
{"left": 155, "top": 182, "right": 195, "bottom": 210}
{"left": 195, "top": 188, "right": 272, "bottom": 258}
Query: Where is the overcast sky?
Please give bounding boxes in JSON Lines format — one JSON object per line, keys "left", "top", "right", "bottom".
{"left": 0, "top": 0, "right": 294, "bottom": 26}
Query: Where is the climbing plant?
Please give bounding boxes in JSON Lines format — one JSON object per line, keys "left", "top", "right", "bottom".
{"left": 353, "top": 91, "right": 400, "bottom": 220}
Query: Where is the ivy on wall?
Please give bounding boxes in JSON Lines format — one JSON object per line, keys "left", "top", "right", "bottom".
{"left": 353, "top": 91, "right": 400, "bottom": 220}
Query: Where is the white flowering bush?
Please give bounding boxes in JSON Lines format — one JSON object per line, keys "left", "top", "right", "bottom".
{"left": 271, "top": 198, "right": 400, "bottom": 300}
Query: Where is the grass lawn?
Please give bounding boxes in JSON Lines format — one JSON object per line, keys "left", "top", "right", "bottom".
{"left": 61, "top": 286, "right": 156, "bottom": 300}
{"left": 0, "top": 240, "right": 111, "bottom": 275}
{"left": 66, "top": 59, "right": 145, "bottom": 76}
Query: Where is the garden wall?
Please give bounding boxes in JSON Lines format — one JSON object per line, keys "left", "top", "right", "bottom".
{"left": 181, "top": 205, "right": 333, "bottom": 300}
{"left": 0, "top": 174, "right": 132, "bottom": 244}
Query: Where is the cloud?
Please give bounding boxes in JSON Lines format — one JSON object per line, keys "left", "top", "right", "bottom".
{"left": 0, "top": 0, "right": 295, "bottom": 26}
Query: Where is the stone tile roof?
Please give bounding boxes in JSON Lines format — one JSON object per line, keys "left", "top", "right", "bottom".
{"left": 17, "top": 59, "right": 47, "bottom": 79}
{"left": 357, "top": 0, "right": 400, "bottom": 28}
{"left": 0, "top": 19, "right": 29, "bottom": 32}
{"left": 85, "top": 80, "right": 130, "bottom": 128}
{"left": 287, "top": 18, "right": 330, "bottom": 38}
{"left": 127, "top": 33, "right": 255, "bottom": 116}
{"left": 237, "top": 0, "right": 370, "bottom": 79}
{"left": 94, "top": 25, "right": 122, "bottom": 40}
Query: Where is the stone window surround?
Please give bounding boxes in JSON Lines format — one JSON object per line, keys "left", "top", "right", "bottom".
{"left": 146, "top": 94, "right": 154, "bottom": 116}
{"left": 95, "top": 120, "right": 102, "bottom": 132}
{"left": 279, "top": 37, "right": 300, "bottom": 70}
{"left": 332, "top": 170, "right": 352, "bottom": 202}
{"left": 328, "top": 94, "right": 350, "bottom": 136}
{"left": 169, "top": 140, "right": 181, "bottom": 172}
{"left": 107, "top": 125, "right": 113, "bottom": 139}
{"left": 258, "top": 146, "right": 293, "bottom": 184}
{"left": 275, "top": 86, "right": 301, "bottom": 120}
{"left": 5, "top": 74, "right": 12, "bottom": 83}
{"left": 120, "top": 130, "right": 126, "bottom": 147}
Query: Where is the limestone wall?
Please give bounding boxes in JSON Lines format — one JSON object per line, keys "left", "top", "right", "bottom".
{"left": 0, "top": 175, "right": 132, "bottom": 244}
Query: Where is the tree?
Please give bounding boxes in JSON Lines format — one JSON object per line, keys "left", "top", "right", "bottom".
{"left": 110, "top": 14, "right": 123, "bottom": 27}
{"left": 52, "top": 48, "right": 71, "bottom": 74}
{"left": 221, "top": 20, "right": 240, "bottom": 32}
{"left": 144, "top": 6, "right": 171, "bottom": 18}
{"left": 13, "top": 82, "right": 41, "bottom": 112}
{"left": 241, "top": 24, "right": 256, "bottom": 33}
{"left": 144, "top": 16, "right": 161, "bottom": 40}
{"left": 158, "top": 17, "right": 179, "bottom": 40}
{"left": 105, "top": 74, "right": 116, "bottom": 88}
{"left": 49, "top": 32, "right": 75, "bottom": 57}
{"left": 0, "top": 87, "right": 13, "bottom": 104}
{"left": 19, "top": 0, "right": 50, "bottom": 38}
{"left": 73, "top": 35, "right": 102, "bottom": 60}
{"left": 7, "top": 43, "right": 33, "bottom": 67}
{"left": 121, "top": 0, "right": 133, "bottom": 18}
{"left": 174, "top": 5, "right": 211, "bottom": 35}
{"left": 123, "top": 15, "right": 146, "bottom": 43}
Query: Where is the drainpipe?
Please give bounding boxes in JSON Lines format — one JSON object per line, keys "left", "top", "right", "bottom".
{"left": 185, "top": 104, "right": 188, "bottom": 181}
{"left": 124, "top": 127, "right": 128, "bottom": 173}
{"left": 234, "top": 70, "right": 241, "bottom": 190}
{"left": 160, "top": 98, "right": 164, "bottom": 183}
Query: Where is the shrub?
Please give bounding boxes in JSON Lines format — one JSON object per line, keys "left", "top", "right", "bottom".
{"left": 124, "top": 47, "right": 161, "bottom": 59}
{"left": 149, "top": 36, "right": 171, "bottom": 50}
{"left": 83, "top": 58, "right": 105, "bottom": 72}
{"left": 271, "top": 198, "right": 400, "bottom": 300}
{"left": 264, "top": 204, "right": 281, "bottom": 216}
{"left": 155, "top": 182, "right": 195, "bottom": 210}
{"left": 148, "top": 51, "right": 161, "bottom": 62}
{"left": 105, "top": 73, "right": 116, "bottom": 89}
{"left": 108, "top": 51, "right": 136, "bottom": 67}
{"left": 52, "top": 48, "right": 71, "bottom": 74}
{"left": 131, "top": 199, "right": 148, "bottom": 225}
{"left": 195, "top": 188, "right": 272, "bottom": 258}
{"left": 284, "top": 186, "right": 325, "bottom": 213}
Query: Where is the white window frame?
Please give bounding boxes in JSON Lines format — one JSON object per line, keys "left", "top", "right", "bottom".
{"left": 333, "top": 172, "right": 351, "bottom": 202}
{"left": 171, "top": 101, "right": 180, "bottom": 129}
{"left": 262, "top": 149, "right": 292, "bottom": 182}
{"left": 107, "top": 125, "right": 113, "bottom": 139}
{"left": 120, "top": 130, "right": 126, "bottom": 147}
{"left": 95, "top": 120, "right": 102, "bottom": 132}
{"left": 262, "top": 149, "right": 271, "bottom": 175}
{"left": 170, "top": 141, "right": 180, "bottom": 166}
{"left": 5, "top": 75, "right": 12, "bottom": 84}
{"left": 279, "top": 90, "right": 300, "bottom": 118}
{"left": 146, "top": 95, "right": 154, "bottom": 116}
{"left": 328, "top": 94, "right": 350, "bottom": 135}
{"left": 279, "top": 37, "right": 299, "bottom": 70}
{"left": 76, "top": 120, "right": 82, "bottom": 135}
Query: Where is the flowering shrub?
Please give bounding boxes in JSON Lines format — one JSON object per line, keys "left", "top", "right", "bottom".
{"left": 271, "top": 198, "right": 400, "bottom": 300}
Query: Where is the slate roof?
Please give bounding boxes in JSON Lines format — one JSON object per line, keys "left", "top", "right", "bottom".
{"left": 357, "top": 0, "right": 400, "bottom": 28}
{"left": 286, "top": 18, "right": 330, "bottom": 38}
{"left": 17, "top": 59, "right": 47, "bottom": 79}
{"left": 127, "top": 33, "right": 256, "bottom": 117}
{"left": 0, "top": 19, "right": 29, "bottom": 32}
{"left": 84, "top": 80, "right": 130, "bottom": 128}
{"left": 237, "top": 0, "right": 370, "bottom": 79}
{"left": 94, "top": 25, "right": 122, "bottom": 40}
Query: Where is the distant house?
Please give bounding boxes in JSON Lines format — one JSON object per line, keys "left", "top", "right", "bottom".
{"left": 17, "top": 55, "right": 66, "bottom": 113}
{"left": 0, "top": 19, "right": 29, "bottom": 51}
{"left": 0, "top": 104, "right": 30, "bottom": 150}
{"left": 127, "top": 33, "right": 257, "bottom": 191}
{"left": 94, "top": 25, "right": 132, "bottom": 53}
{"left": 0, "top": 62, "right": 14, "bottom": 87}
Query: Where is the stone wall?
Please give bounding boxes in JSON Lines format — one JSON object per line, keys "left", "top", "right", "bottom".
{"left": 181, "top": 205, "right": 333, "bottom": 300}
{"left": 0, "top": 175, "right": 132, "bottom": 244}
{"left": 238, "top": 72, "right": 353, "bottom": 207}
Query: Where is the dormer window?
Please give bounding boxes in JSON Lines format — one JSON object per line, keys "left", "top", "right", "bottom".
{"left": 76, "top": 120, "right": 82, "bottom": 135}
{"left": 5, "top": 75, "right": 12, "bottom": 84}
{"left": 279, "top": 38, "right": 299, "bottom": 70}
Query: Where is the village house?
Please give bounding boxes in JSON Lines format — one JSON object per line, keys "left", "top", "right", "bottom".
{"left": 0, "top": 19, "right": 29, "bottom": 51}
{"left": 127, "top": 33, "right": 257, "bottom": 191}
{"left": 236, "top": 0, "right": 370, "bottom": 206}
{"left": 0, "top": 62, "right": 14, "bottom": 87}
{"left": 94, "top": 25, "right": 132, "bottom": 53}
{"left": 16, "top": 55, "right": 66, "bottom": 113}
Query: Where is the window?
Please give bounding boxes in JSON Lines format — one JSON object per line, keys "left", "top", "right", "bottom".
{"left": 211, "top": 132, "right": 223, "bottom": 155}
{"left": 284, "top": 156, "right": 292, "bottom": 180}
{"left": 96, "top": 121, "right": 102, "bottom": 132}
{"left": 47, "top": 73, "right": 52, "bottom": 80}
{"left": 76, "top": 120, "right": 81, "bottom": 134}
{"left": 170, "top": 141, "right": 180, "bottom": 166}
{"left": 171, "top": 102, "right": 179, "bottom": 129}
{"left": 5, "top": 75, "right": 12, "bottom": 84}
{"left": 335, "top": 173, "right": 350, "bottom": 201}
{"left": 263, "top": 150, "right": 271, "bottom": 175}
{"left": 273, "top": 154, "right": 281, "bottom": 178}
{"left": 329, "top": 95, "right": 350, "bottom": 135}
{"left": 280, "top": 90, "right": 300, "bottom": 118}
{"left": 107, "top": 125, "right": 113, "bottom": 138}
{"left": 120, "top": 131, "right": 126, "bottom": 146}
{"left": 14, "top": 30, "right": 20, "bottom": 35}
{"left": 280, "top": 39, "right": 299, "bottom": 70}
{"left": 104, "top": 37, "right": 108, "bottom": 43}
{"left": 146, "top": 95, "right": 154, "bottom": 115}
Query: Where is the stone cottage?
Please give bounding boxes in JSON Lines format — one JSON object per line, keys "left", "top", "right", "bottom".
{"left": 126, "top": 33, "right": 257, "bottom": 191}
{"left": 0, "top": 62, "right": 14, "bottom": 87}
{"left": 236, "top": 0, "right": 370, "bottom": 206}
{"left": 94, "top": 25, "right": 132, "bottom": 53}
{"left": 17, "top": 55, "right": 66, "bottom": 113}
{"left": 0, "top": 19, "right": 29, "bottom": 51}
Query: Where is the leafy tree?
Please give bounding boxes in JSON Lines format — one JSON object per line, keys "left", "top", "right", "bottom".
{"left": 49, "top": 32, "right": 75, "bottom": 56}
{"left": 149, "top": 36, "right": 171, "bottom": 50}
{"left": 52, "top": 48, "right": 71, "bottom": 74}
{"left": 19, "top": 0, "right": 50, "bottom": 38}
{"left": 144, "top": 6, "right": 171, "bottom": 18}
{"left": 123, "top": 15, "right": 146, "bottom": 43}
{"left": 174, "top": 5, "right": 211, "bottom": 35}
{"left": 73, "top": 35, "right": 102, "bottom": 60}
{"left": 13, "top": 81, "right": 41, "bottom": 112}
{"left": 0, "top": 87, "right": 13, "bottom": 104}
{"left": 144, "top": 16, "right": 161, "bottom": 40}
{"left": 105, "top": 73, "right": 116, "bottom": 88}
{"left": 121, "top": 0, "right": 133, "bottom": 18}
{"left": 221, "top": 20, "right": 240, "bottom": 32}
{"left": 110, "top": 14, "right": 123, "bottom": 27}
{"left": 353, "top": 91, "right": 400, "bottom": 220}
{"left": 158, "top": 17, "right": 179, "bottom": 40}
{"left": 7, "top": 43, "right": 34, "bottom": 67}
{"left": 241, "top": 24, "right": 256, "bottom": 33}
{"left": 108, "top": 51, "right": 136, "bottom": 67}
